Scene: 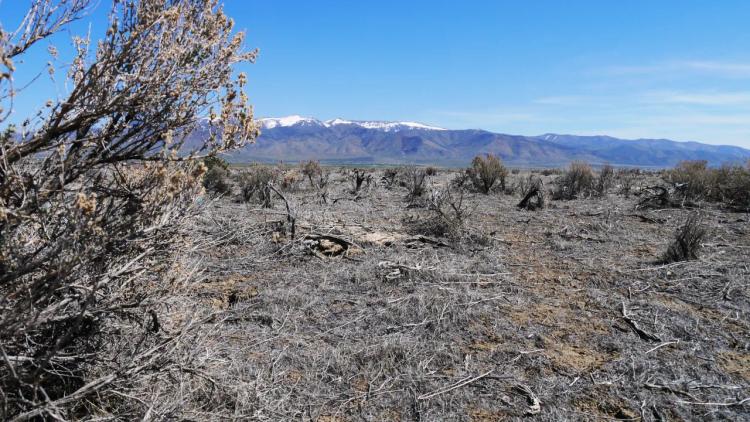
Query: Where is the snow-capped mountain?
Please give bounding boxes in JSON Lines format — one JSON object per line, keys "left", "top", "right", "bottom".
{"left": 209, "top": 115, "right": 750, "bottom": 167}
{"left": 258, "top": 115, "right": 446, "bottom": 132}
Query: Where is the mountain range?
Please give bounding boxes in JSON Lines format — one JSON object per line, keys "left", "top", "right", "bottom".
{"left": 216, "top": 115, "right": 750, "bottom": 167}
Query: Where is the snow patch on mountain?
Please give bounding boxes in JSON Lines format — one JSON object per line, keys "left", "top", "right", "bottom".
{"left": 258, "top": 115, "right": 321, "bottom": 129}
{"left": 258, "top": 115, "right": 446, "bottom": 131}
{"left": 332, "top": 119, "right": 447, "bottom": 131}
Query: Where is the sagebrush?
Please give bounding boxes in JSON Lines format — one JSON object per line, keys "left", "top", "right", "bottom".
{"left": 0, "top": 0, "right": 256, "bottom": 418}
{"left": 468, "top": 153, "right": 508, "bottom": 194}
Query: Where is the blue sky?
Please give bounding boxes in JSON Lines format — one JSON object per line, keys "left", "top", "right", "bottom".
{"left": 3, "top": 1, "right": 750, "bottom": 147}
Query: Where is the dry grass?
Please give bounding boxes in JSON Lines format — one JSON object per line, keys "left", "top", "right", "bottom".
{"left": 153, "top": 167, "right": 750, "bottom": 420}
{"left": 661, "top": 213, "right": 707, "bottom": 263}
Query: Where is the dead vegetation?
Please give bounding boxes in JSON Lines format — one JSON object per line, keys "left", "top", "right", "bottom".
{"left": 661, "top": 213, "right": 707, "bottom": 263}
{"left": 2, "top": 141, "right": 748, "bottom": 419}
{"left": 666, "top": 160, "right": 750, "bottom": 211}
{"left": 151, "top": 162, "right": 747, "bottom": 420}
{"left": 238, "top": 165, "right": 275, "bottom": 207}
{"left": 404, "top": 167, "right": 429, "bottom": 201}
{"left": 350, "top": 168, "right": 372, "bottom": 194}
{"left": 595, "top": 163, "right": 615, "bottom": 196}
{"left": 516, "top": 174, "right": 545, "bottom": 210}
{"left": 0, "top": 0, "right": 257, "bottom": 419}
{"left": 302, "top": 160, "right": 323, "bottom": 186}
{"left": 1, "top": 3, "right": 748, "bottom": 418}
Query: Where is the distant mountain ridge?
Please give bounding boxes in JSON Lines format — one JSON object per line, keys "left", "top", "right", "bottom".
{"left": 217, "top": 115, "right": 750, "bottom": 167}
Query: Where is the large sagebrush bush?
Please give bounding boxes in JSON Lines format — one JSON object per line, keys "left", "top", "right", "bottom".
{"left": 301, "top": 160, "right": 322, "bottom": 186}
{"left": 552, "top": 161, "right": 595, "bottom": 200}
{"left": 203, "top": 156, "right": 232, "bottom": 195}
{"left": 712, "top": 163, "right": 750, "bottom": 210}
{"left": 665, "top": 160, "right": 750, "bottom": 210}
{"left": 666, "top": 160, "right": 712, "bottom": 201}
{"left": 468, "top": 153, "right": 508, "bottom": 194}
{"left": 238, "top": 165, "right": 276, "bottom": 207}
{"left": 0, "top": 0, "right": 257, "bottom": 418}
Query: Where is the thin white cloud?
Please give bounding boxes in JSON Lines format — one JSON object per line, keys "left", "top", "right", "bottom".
{"left": 605, "top": 60, "right": 750, "bottom": 78}
{"left": 532, "top": 95, "right": 590, "bottom": 106}
{"left": 638, "top": 113, "right": 750, "bottom": 126}
{"left": 532, "top": 90, "right": 750, "bottom": 107}
{"left": 683, "top": 61, "right": 750, "bottom": 78}
{"left": 640, "top": 91, "right": 750, "bottom": 106}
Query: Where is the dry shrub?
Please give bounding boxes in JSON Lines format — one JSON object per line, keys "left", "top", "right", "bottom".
{"left": 540, "top": 168, "right": 562, "bottom": 176}
{"left": 617, "top": 168, "right": 638, "bottom": 198}
{"left": 415, "top": 186, "right": 471, "bottom": 237}
{"left": 665, "top": 160, "right": 750, "bottom": 210}
{"left": 635, "top": 185, "right": 695, "bottom": 210}
{"left": 468, "top": 153, "right": 509, "bottom": 194}
{"left": 661, "top": 214, "right": 706, "bottom": 263}
{"left": 404, "top": 167, "right": 428, "bottom": 201}
{"left": 707, "top": 164, "right": 750, "bottom": 211}
{"left": 381, "top": 168, "right": 400, "bottom": 188}
{"left": 450, "top": 171, "right": 471, "bottom": 189}
{"left": 350, "top": 169, "right": 371, "bottom": 194}
{"left": 553, "top": 161, "right": 595, "bottom": 200}
{"left": 424, "top": 166, "right": 438, "bottom": 176}
{"left": 238, "top": 165, "right": 275, "bottom": 207}
{"left": 280, "top": 169, "right": 302, "bottom": 191}
{"left": 0, "top": 0, "right": 257, "bottom": 418}
{"left": 314, "top": 170, "right": 331, "bottom": 203}
{"left": 516, "top": 174, "right": 540, "bottom": 197}
{"left": 666, "top": 160, "right": 712, "bottom": 201}
{"left": 203, "top": 156, "right": 231, "bottom": 195}
{"left": 594, "top": 164, "right": 615, "bottom": 196}
{"left": 304, "top": 168, "right": 331, "bottom": 204}
{"left": 301, "top": 160, "right": 322, "bottom": 186}
{"left": 517, "top": 175, "right": 545, "bottom": 210}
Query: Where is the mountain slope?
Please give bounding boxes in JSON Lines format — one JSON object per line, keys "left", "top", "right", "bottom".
{"left": 221, "top": 116, "right": 750, "bottom": 167}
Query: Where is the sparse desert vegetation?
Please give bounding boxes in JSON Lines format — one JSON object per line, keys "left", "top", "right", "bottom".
{"left": 66, "top": 161, "right": 744, "bottom": 420}
{"left": 2, "top": 1, "right": 750, "bottom": 421}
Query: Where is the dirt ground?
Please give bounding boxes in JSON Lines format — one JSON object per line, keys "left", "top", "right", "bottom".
{"left": 181, "top": 168, "right": 749, "bottom": 421}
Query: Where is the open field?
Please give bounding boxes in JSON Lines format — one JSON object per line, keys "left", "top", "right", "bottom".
{"left": 173, "top": 166, "right": 749, "bottom": 420}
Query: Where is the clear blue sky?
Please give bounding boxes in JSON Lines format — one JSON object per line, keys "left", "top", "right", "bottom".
{"left": 3, "top": 1, "right": 750, "bottom": 147}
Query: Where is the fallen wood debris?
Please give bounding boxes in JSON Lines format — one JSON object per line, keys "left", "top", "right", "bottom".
{"left": 517, "top": 185, "right": 545, "bottom": 210}
{"left": 404, "top": 235, "right": 450, "bottom": 248}
{"left": 558, "top": 226, "right": 606, "bottom": 243}
{"left": 636, "top": 185, "right": 698, "bottom": 210}
{"left": 621, "top": 302, "right": 662, "bottom": 342}
{"left": 377, "top": 260, "right": 424, "bottom": 280}
{"left": 627, "top": 213, "right": 665, "bottom": 224}
{"left": 417, "top": 369, "right": 494, "bottom": 401}
{"left": 513, "top": 383, "right": 541, "bottom": 416}
{"left": 303, "top": 233, "right": 363, "bottom": 258}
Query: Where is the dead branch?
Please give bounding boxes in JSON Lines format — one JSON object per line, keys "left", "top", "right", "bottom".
{"left": 513, "top": 384, "right": 541, "bottom": 416}
{"left": 621, "top": 302, "right": 662, "bottom": 342}
{"left": 269, "top": 183, "right": 296, "bottom": 239}
{"left": 417, "top": 369, "right": 494, "bottom": 400}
